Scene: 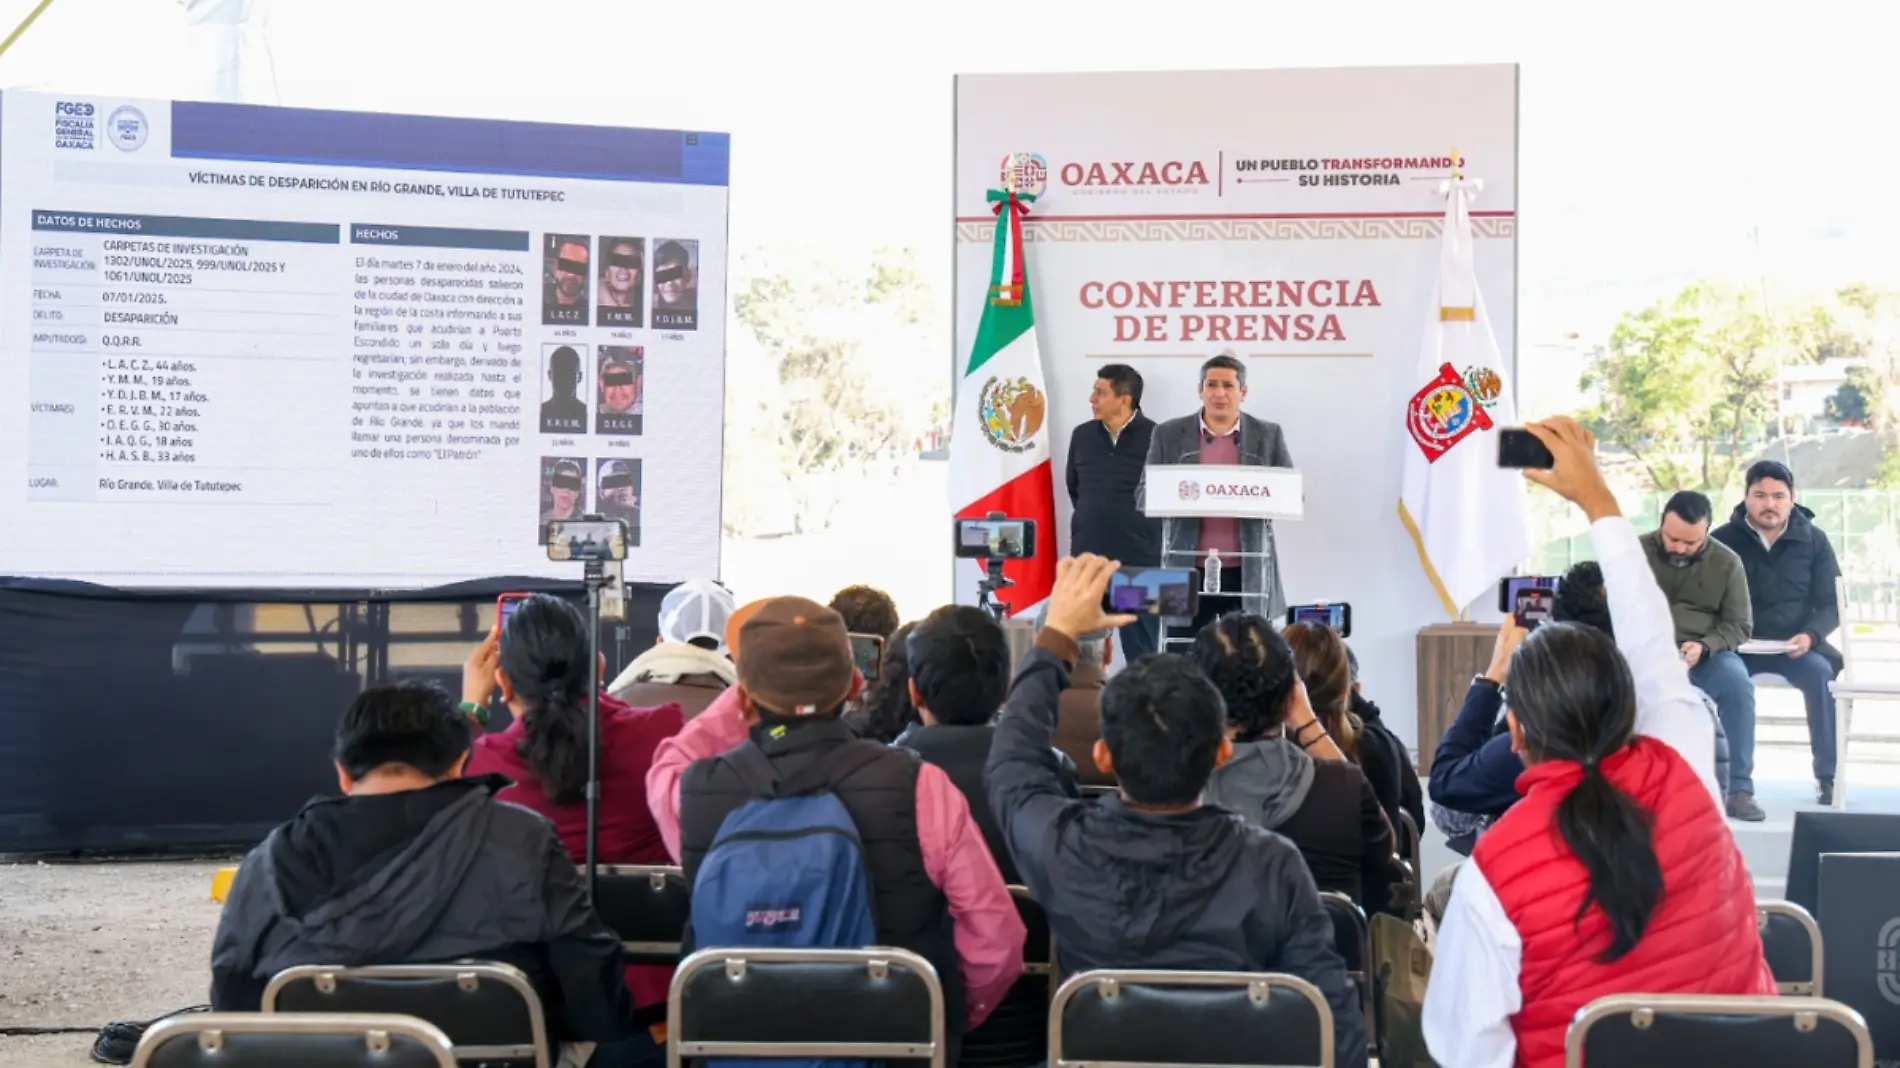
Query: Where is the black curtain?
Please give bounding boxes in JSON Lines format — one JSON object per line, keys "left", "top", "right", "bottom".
{"left": 0, "top": 577, "right": 666, "bottom": 854}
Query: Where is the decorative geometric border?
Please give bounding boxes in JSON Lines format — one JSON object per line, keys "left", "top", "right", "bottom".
{"left": 954, "top": 215, "right": 1515, "bottom": 243}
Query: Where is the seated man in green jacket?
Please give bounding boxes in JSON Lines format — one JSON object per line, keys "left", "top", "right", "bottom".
{"left": 1641, "top": 490, "right": 1759, "bottom": 821}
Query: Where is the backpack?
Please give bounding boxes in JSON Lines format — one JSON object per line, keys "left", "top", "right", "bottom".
{"left": 691, "top": 743, "right": 885, "bottom": 1068}
{"left": 690, "top": 742, "right": 885, "bottom": 1067}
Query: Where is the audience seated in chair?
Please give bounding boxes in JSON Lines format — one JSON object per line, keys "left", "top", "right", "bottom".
{"left": 1428, "top": 559, "right": 1731, "bottom": 853}
{"left": 644, "top": 596, "right": 1025, "bottom": 1064}
{"left": 893, "top": 604, "right": 1077, "bottom": 885}
{"left": 1711, "top": 459, "right": 1846, "bottom": 808}
{"left": 209, "top": 682, "right": 638, "bottom": 1055}
{"left": 986, "top": 555, "right": 1368, "bottom": 1068}
{"left": 606, "top": 579, "right": 736, "bottom": 720}
{"left": 848, "top": 620, "right": 919, "bottom": 743}
{"left": 1032, "top": 604, "right": 1117, "bottom": 789}
{"left": 1345, "top": 644, "right": 1425, "bottom": 834}
{"left": 1423, "top": 418, "right": 1772, "bottom": 1068}
{"left": 1640, "top": 490, "right": 1759, "bottom": 820}
{"left": 829, "top": 584, "right": 902, "bottom": 640}
{"left": 461, "top": 593, "right": 683, "bottom": 1065}
{"left": 1196, "top": 614, "right": 1397, "bottom": 917}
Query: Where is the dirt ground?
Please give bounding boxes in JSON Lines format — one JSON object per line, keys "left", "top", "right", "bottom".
{"left": 0, "top": 858, "right": 236, "bottom": 1068}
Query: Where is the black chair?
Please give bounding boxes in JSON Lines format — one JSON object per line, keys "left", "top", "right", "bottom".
{"left": 963, "top": 888, "right": 1056, "bottom": 1068}
{"left": 668, "top": 946, "right": 945, "bottom": 1068}
{"left": 1013, "top": 885, "right": 1055, "bottom": 982}
{"left": 1759, "top": 899, "right": 1825, "bottom": 996}
{"left": 1565, "top": 994, "right": 1872, "bottom": 1068}
{"left": 595, "top": 864, "right": 691, "bottom": 965}
{"left": 1050, "top": 970, "right": 1335, "bottom": 1068}
{"left": 132, "top": 1012, "right": 456, "bottom": 1068}
{"left": 264, "top": 962, "right": 549, "bottom": 1068}
{"left": 1319, "top": 891, "right": 1374, "bottom": 1051}
{"left": 1397, "top": 811, "right": 1422, "bottom": 876}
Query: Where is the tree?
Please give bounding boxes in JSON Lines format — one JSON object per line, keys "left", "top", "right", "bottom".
{"left": 1582, "top": 282, "right": 1818, "bottom": 492}
{"left": 1828, "top": 283, "right": 1900, "bottom": 432}
{"left": 726, "top": 247, "right": 948, "bottom": 534}
{"left": 1825, "top": 366, "right": 1883, "bottom": 426}
{"left": 1580, "top": 298, "right": 1706, "bottom": 491}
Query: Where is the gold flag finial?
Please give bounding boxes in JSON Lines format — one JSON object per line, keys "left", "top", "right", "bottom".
{"left": 1450, "top": 147, "right": 1464, "bottom": 181}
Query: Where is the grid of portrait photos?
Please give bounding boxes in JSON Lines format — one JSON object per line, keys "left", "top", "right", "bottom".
{"left": 540, "top": 234, "right": 699, "bottom": 332}
{"left": 537, "top": 342, "right": 645, "bottom": 436}
{"left": 538, "top": 455, "right": 641, "bottom": 547}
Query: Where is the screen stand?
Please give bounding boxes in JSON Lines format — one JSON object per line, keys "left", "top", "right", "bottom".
{"left": 582, "top": 559, "right": 605, "bottom": 902}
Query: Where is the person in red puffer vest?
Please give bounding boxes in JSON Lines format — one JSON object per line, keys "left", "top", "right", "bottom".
{"left": 1423, "top": 418, "right": 1774, "bottom": 1068}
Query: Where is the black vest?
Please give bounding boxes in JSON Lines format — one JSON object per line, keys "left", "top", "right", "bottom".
{"left": 678, "top": 718, "right": 965, "bottom": 1045}
{"left": 896, "top": 724, "right": 1019, "bottom": 885}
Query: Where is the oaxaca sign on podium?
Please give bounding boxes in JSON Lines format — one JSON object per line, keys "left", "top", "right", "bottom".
{"left": 1143, "top": 465, "right": 1305, "bottom": 522}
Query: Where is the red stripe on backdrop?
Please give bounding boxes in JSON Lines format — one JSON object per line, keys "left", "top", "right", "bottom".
{"left": 955, "top": 461, "right": 1057, "bottom": 617}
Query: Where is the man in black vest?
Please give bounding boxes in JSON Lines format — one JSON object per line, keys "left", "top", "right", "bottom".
{"left": 669, "top": 597, "right": 1025, "bottom": 1056}
{"left": 1066, "top": 364, "right": 1161, "bottom": 657}
{"left": 894, "top": 604, "right": 1078, "bottom": 884}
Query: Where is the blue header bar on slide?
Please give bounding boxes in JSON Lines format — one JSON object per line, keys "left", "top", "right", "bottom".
{"left": 32, "top": 210, "right": 340, "bottom": 242}
{"left": 350, "top": 224, "right": 530, "bottom": 251}
{"left": 170, "top": 102, "right": 731, "bottom": 186}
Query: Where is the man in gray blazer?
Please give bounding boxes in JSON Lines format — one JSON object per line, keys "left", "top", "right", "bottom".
{"left": 1138, "top": 353, "right": 1293, "bottom": 639}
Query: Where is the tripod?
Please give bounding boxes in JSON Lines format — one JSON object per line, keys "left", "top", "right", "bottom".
{"left": 975, "top": 557, "right": 1012, "bottom": 621}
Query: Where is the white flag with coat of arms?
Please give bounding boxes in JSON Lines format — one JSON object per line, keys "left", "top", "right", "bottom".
{"left": 1398, "top": 172, "right": 1531, "bottom": 617}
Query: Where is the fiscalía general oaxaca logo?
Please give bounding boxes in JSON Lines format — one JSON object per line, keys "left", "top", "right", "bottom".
{"left": 1406, "top": 361, "right": 1494, "bottom": 463}
{"left": 53, "top": 101, "right": 95, "bottom": 150}
{"left": 1000, "top": 152, "right": 1047, "bottom": 199}
{"left": 978, "top": 376, "right": 1046, "bottom": 454}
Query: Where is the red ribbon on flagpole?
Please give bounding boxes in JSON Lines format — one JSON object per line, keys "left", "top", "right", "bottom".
{"left": 986, "top": 187, "right": 1031, "bottom": 306}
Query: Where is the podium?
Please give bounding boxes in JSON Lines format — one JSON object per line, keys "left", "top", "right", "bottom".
{"left": 1142, "top": 464, "right": 1305, "bottom": 523}
{"left": 1143, "top": 465, "right": 1303, "bottom": 648}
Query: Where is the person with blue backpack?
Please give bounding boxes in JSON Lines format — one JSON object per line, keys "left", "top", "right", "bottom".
{"left": 648, "top": 596, "right": 1025, "bottom": 1065}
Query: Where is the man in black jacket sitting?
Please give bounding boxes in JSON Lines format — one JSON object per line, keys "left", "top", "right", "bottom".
{"left": 210, "top": 682, "right": 635, "bottom": 1055}
{"left": 988, "top": 554, "right": 1366, "bottom": 1068}
{"left": 1712, "top": 460, "right": 1846, "bottom": 805}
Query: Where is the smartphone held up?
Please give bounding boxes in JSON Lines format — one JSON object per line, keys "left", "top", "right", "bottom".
{"left": 1497, "top": 427, "right": 1555, "bottom": 470}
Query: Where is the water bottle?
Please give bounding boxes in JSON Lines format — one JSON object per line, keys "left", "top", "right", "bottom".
{"left": 1203, "top": 549, "right": 1222, "bottom": 594}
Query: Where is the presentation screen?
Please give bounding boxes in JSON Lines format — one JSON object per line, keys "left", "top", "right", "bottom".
{"left": 0, "top": 92, "right": 728, "bottom": 588}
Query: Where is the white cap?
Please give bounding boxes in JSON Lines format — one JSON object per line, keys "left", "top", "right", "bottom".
{"left": 658, "top": 578, "right": 737, "bottom": 654}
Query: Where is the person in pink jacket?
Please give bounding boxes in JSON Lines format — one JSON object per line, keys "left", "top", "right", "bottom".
{"left": 646, "top": 597, "right": 1024, "bottom": 1062}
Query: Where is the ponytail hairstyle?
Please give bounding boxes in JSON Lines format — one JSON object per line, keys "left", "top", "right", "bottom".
{"left": 859, "top": 622, "right": 920, "bottom": 743}
{"left": 1283, "top": 622, "right": 1358, "bottom": 757}
{"left": 1508, "top": 621, "right": 1662, "bottom": 962}
{"left": 498, "top": 593, "right": 592, "bottom": 805}
{"left": 1191, "top": 614, "right": 1297, "bottom": 742}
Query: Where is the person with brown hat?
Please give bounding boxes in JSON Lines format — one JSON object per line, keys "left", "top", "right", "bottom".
{"left": 644, "top": 597, "right": 1024, "bottom": 1056}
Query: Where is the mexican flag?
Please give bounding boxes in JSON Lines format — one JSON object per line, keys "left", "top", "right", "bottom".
{"left": 948, "top": 179, "right": 1056, "bottom": 616}
{"left": 1398, "top": 171, "right": 1530, "bottom": 617}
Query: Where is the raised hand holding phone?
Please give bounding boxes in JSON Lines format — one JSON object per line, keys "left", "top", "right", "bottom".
{"left": 1520, "top": 418, "right": 1621, "bottom": 522}
{"left": 462, "top": 626, "right": 501, "bottom": 710}
{"left": 1044, "top": 554, "right": 1139, "bottom": 639}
